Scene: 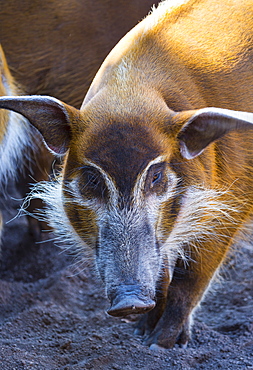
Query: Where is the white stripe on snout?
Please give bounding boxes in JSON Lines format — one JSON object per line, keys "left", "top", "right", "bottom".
{"left": 133, "top": 155, "right": 166, "bottom": 197}
{"left": 69, "top": 156, "right": 179, "bottom": 216}
{"left": 69, "top": 160, "right": 119, "bottom": 208}
{"left": 73, "top": 156, "right": 178, "bottom": 211}
{"left": 133, "top": 155, "right": 178, "bottom": 205}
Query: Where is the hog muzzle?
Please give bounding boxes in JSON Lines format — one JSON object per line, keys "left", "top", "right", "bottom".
{"left": 107, "top": 285, "right": 156, "bottom": 317}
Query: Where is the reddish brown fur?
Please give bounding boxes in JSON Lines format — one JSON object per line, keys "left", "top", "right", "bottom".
{"left": 0, "top": 0, "right": 159, "bottom": 107}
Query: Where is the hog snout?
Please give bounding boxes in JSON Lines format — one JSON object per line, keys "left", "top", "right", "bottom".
{"left": 107, "top": 285, "right": 156, "bottom": 317}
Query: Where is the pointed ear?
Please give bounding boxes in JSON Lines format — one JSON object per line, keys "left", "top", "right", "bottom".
{"left": 0, "top": 95, "right": 82, "bottom": 155}
{"left": 175, "top": 107, "right": 253, "bottom": 159}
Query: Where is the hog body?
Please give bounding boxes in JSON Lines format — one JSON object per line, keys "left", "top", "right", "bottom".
{"left": 1, "top": 0, "right": 253, "bottom": 349}
{"left": 0, "top": 0, "right": 158, "bottom": 107}
{"left": 0, "top": 45, "right": 35, "bottom": 239}
{"left": 0, "top": 46, "right": 33, "bottom": 183}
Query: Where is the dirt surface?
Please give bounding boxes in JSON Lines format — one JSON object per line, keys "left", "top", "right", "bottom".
{"left": 0, "top": 184, "right": 252, "bottom": 370}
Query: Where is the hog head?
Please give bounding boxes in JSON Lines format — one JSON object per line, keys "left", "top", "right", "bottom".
{"left": 1, "top": 95, "right": 253, "bottom": 340}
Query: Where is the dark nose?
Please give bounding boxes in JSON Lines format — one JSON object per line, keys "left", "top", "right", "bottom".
{"left": 107, "top": 286, "right": 156, "bottom": 317}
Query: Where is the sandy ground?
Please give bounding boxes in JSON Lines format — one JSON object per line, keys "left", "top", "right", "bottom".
{"left": 0, "top": 183, "right": 252, "bottom": 370}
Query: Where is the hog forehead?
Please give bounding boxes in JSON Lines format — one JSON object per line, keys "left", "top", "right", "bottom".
{"left": 78, "top": 121, "right": 167, "bottom": 195}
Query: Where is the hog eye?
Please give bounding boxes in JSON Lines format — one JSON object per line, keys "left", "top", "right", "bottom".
{"left": 151, "top": 171, "right": 162, "bottom": 186}
{"left": 79, "top": 166, "right": 108, "bottom": 200}
{"left": 145, "top": 162, "right": 168, "bottom": 195}
{"left": 87, "top": 173, "right": 100, "bottom": 188}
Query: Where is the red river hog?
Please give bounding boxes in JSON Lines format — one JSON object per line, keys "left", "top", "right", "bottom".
{"left": 0, "top": 0, "right": 253, "bottom": 349}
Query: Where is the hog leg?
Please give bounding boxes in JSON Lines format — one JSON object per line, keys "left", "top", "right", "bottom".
{"left": 134, "top": 264, "right": 170, "bottom": 337}
{"left": 144, "top": 264, "right": 197, "bottom": 349}
{"left": 143, "top": 235, "right": 238, "bottom": 349}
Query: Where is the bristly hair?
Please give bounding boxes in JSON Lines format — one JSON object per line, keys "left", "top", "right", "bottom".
{"left": 161, "top": 184, "right": 246, "bottom": 267}
{"left": 20, "top": 176, "right": 94, "bottom": 268}
{"left": 20, "top": 173, "right": 246, "bottom": 277}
